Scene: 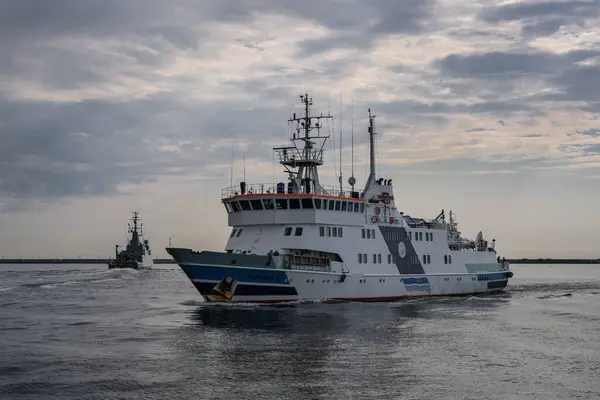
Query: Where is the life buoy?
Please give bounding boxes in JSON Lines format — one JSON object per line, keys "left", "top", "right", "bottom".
{"left": 371, "top": 216, "right": 378, "bottom": 223}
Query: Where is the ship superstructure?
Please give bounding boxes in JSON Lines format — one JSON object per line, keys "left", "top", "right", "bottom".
{"left": 167, "top": 94, "right": 512, "bottom": 302}
{"left": 108, "top": 211, "right": 153, "bottom": 270}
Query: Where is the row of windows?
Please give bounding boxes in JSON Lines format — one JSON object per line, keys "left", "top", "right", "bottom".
{"left": 380, "top": 230, "right": 434, "bottom": 242}
{"left": 319, "top": 226, "right": 343, "bottom": 238}
{"left": 361, "top": 228, "right": 376, "bottom": 239}
{"left": 284, "top": 227, "right": 304, "bottom": 236}
{"left": 358, "top": 253, "right": 400, "bottom": 264}
{"left": 413, "top": 231, "right": 434, "bottom": 241}
{"left": 224, "top": 197, "right": 366, "bottom": 213}
{"left": 358, "top": 253, "right": 382, "bottom": 264}
{"left": 356, "top": 253, "right": 451, "bottom": 265}
{"left": 229, "top": 228, "right": 244, "bottom": 238}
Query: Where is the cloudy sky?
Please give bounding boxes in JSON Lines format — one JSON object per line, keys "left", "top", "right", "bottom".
{"left": 1, "top": 0, "right": 599, "bottom": 259}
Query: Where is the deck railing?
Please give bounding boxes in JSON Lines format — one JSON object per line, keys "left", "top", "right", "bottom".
{"left": 221, "top": 183, "right": 361, "bottom": 199}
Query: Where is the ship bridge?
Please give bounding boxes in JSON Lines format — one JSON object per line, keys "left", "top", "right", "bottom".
{"left": 221, "top": 183, "right": 366, "bottom": 226}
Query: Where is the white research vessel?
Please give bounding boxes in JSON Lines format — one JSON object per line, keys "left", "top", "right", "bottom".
{"left": 167, "top": 94, "right": 512, "bottom": 303}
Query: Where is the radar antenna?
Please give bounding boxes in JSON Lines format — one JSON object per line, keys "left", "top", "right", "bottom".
{"left": 273, "top": 94, "right": 333, "bottom": 195}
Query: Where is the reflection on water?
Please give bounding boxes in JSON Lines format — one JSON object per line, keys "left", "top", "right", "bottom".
{"left": 1, "top": 264, "right": 599, "bottom": 400}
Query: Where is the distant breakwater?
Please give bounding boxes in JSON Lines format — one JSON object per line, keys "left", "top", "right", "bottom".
{"left": 0, "top": 258, "right": 177, "bottom": 264}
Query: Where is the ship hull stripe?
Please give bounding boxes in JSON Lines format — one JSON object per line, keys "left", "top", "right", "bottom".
{"left": 180, "top": 264, "right": 290, "bottom": 285}
{"left": 192, "top": 281, "right": 298, "bottom": 297}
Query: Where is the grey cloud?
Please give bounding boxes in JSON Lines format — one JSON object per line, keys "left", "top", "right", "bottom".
{"left": 549, "top": 66, "right": 600, "bottom": 102}
{"left": 434, "top": 50, "right": 599, "bottom": 79}
{"left": 479, "top": 1, "right": 600, "bottom": 37}
{"left": 295, "top": 0, "right": 437, "bottom": 56}
{"left": 569, "top": 128, "right": 600, "bottom": 137}
{"left": 0, "top": 93, "right": 294, "bottom": 200}
{"left": 373, "top": 99, "right": 532, "bottom": 118}
{"left": 465, "top": 128, "right": 493, "bottom": 133}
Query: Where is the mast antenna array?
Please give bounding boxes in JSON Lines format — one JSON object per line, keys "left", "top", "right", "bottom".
{"left": 274, "top": 93, "right": 333, "bottom": 195}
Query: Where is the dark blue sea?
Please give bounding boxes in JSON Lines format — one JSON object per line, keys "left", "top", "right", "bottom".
{"left": 1, "top": 263, "right": 599, "bottom": 400}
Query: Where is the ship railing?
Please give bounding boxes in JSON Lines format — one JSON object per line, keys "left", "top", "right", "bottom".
{"left": 281, "top": 254, "right": 331, "bottom": 272}
{"left": 275, "top": 148, "right": 324, "bottom": 165}
{"left": 221, "top": 183, "right": 362, "bottom": 199}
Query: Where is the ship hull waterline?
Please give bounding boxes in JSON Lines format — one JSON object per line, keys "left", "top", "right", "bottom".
{"left": 168, "top": 248, "right": 511, "bottom": 304}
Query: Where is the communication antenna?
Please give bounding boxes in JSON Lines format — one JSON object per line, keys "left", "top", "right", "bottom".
{"left": 349, "top": 95, "right": 356, "bottom": 191}
{"left": 339, "top": 93, "right": 343, "bottom": 194}
{"left": 230, "top": 141, "right": 234, "bottom": 187}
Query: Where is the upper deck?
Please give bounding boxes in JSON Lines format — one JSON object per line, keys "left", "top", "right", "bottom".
{"left": 221, "top": 182, "right": 368, "bottom": 227}
{"left": 221, "top": 182, "right": 361, "bottom": 200}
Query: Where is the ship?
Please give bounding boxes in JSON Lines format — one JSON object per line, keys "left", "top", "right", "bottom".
{"left": 108, "top": 211, "right": 154, "bottom": 270}
{"left": 166, "top": 94, "right": 512, "bottom": 303}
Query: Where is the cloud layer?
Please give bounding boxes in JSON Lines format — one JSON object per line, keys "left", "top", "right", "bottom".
{"left": 1, "top": 0, "right": 599, "bottom": 257}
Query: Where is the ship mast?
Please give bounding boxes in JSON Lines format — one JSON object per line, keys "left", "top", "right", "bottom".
{"left": 362, "top": 108, "right": 377, "bottom": 195}
{"left": 274, "top": 94, "right": 332, "bottom": 194}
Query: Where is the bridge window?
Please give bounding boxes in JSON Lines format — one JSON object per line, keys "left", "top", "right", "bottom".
{"left": 338, "top": 227, "right": 343, "bottom": 238}
{"left": 361, "top": 228, "right": 366, "bottom": 238}
{"left": 276, "top": 199, "right": 287, "bottom": 209}
{"left": 332, "top": 227, "right": 338, "bottom": 237}
{"left": 358, "top": 254, "right": 362, "bottom": 263}
{"left": 239, "top": 200, "right": 251, "bottom": 211}
{"left": 294, "top": 227, "right": 303, "bottom": 236}
{"left": 360, "top": 203, "right": 365, "bottom": 213}
{"left": 341, "top": 201, "right": 347, "bottom": 211}
{"left": 236, "top": 229, "right": 243, "bottom": 237}
{"left": 335, "top": 201, "right": 341, "bottom": 211}
{"left": 224, "top": 202, "right": 233, "bottom": 213}
{"left": 327, "top": 226, "right": 331, "bottom": 237}
{"left": 231, "top": 201, "right": 241, "bottom": 212}
{"left": 366, "top": 229, "right": 371, "bottom": 239}
{"left": 314, "top": 198, "right": 322, "bottom": 209}
{"left": 290, "top": 199, "right": 301, "bottom": 209}
{"left": 373, "top": 254, "right": 377, "bottom": 263}
{"left": 448, "top": 255, "right": 452, "bottom": 264}
{"left": 377, "top": 254, "right": 381, "bottom": 264}
{"left": 371, "top": 229, "right": 376, "bottom": 239}
{"left": 354, "top": 202, "right": 360, "bottom": 212}
{"left": 250, "top": 199, "right": 263, "bottom": 210}
{"left": 229, "top": 229, "right": 237, "bottom": 238}
{"left": 387, "top": 254, "right": 391, "bottom": 264}
{"left": 284, "top": 227, "right": 292, "bottom": 236}
{"left": 263, "top": 199, "right": 274, "bottom": 209}
{"left": 319, "top": 226, "right": 325, "bottom": 237}
{"left": 444, "top": 255, "right": 448, "bottom": 264}
{"left": 301, "top": 198, "right": 313, "bottom": 209}
{"left": 322, "top": 199, "right": 328, "bottom": 209}
{"left": 328, "top": 200, "right": 335, "bottom": 211}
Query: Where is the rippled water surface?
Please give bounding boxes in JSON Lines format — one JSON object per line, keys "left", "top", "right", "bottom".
{"left": 1, "top": 263, "right": 599, "bottom": 400}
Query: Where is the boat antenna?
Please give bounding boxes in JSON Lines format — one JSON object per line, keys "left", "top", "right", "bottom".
{"left": 243, "top": 148, "right": 246, "bottom": 182}
{"left": 229, "top": 141, "right": 234, "bottom": 188}
{"left": 349, "top": 94, "right": 355, "bottom": 192}
{"left": 362, "top": 108, "right": 376, "bottom": 195}
{"left": 339, "top": 93, "right": 343, "bottom": 195}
